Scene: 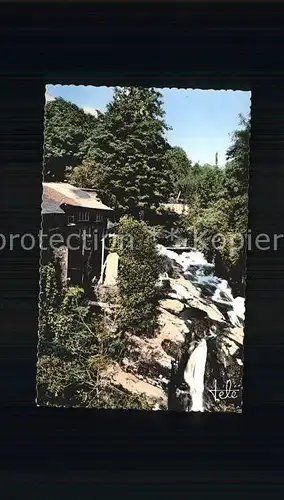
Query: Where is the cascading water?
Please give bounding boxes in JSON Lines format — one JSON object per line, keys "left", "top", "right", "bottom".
{"left": 184, "top": 338, "right": 207, "bottom": 412}
{"left": 157, "top": 244, "right": 245, "bottom": 327}
{"left": 232, "top": 296, "right": 245, "bottom": 323}
{"left": 212, "top": 279, "right": 234, "bottom": 304}
{"left": 157, "top": 244, "right": 245, "bottom": 411}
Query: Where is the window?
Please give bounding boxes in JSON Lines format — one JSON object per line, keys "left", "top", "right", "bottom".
{"left": 78, "top": 211, "right": 90, "bottom": 222}
{"left": 68, "top": 215, "right": 75, "bottom": 224}
{"left": 95, "top": 213, "right": 102, "bottom": 223}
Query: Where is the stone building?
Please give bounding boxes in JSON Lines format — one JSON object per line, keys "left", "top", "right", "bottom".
{"left": 41, "top": 182, "right": 114, "bottom": 292}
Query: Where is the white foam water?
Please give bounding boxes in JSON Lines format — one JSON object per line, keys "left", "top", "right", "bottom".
{"left": 157, "top": 244, "right": 245, "bottom": 327}
{"left": 184, "top": 339, "right": 208, "bottom": 412}
{"left": 157, "top": 244, "right": 245, "bottom": 411}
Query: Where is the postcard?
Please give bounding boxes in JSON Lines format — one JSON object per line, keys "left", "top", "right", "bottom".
{"left": 37, "top": 85, "right": 250, "bottom": 412}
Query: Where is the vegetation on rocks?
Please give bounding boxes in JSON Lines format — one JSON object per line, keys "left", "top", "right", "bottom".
{"left": 179, "top": 114, "right": 250, "bottom": 290}
{"left": 43, "top": 97, "right": 98, "bottom": 182}
{"left": 37, "top": 263, "right": 152, "bottom": 409}
{"left": 114, "top": 216, "right": 165, "bottom": 337}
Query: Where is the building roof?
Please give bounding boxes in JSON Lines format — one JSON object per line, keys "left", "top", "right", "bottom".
{"left": 161, "top": 203, "right": 189, "bottom": 216}
{"left": 42, "top": 196, "right": 65, "bottom": 215}
{"left": 42, "top": 182, "right": 113, "bottom": 212}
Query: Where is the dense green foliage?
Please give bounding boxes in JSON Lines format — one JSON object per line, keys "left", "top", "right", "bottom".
{"left": 223, "top": 114, "right": 250, "bottom": 238}
{"left": 180, "top": 114, "right": 250, "bottom": 288}
{"left": 43, "top": 97, "right": 98, "bottom": 181}
{"left": 182, "top": 162, "right": 225, "bottom": 209}
{"left": 68, "top": 87, "right": 174, "bottom": 219}
{"left": 114, "top": 216, "right": 164, "bottom": 337}
{"left": 37, "top": 263, "right": 152, "bottom": 409}
{"left": 164, "top": 146, "right": 192, "bottom": 197}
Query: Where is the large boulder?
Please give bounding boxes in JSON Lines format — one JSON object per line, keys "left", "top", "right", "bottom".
{"left": 168, "top": 280, "right": 196, "bottom": 302}
{"left": 159, "top": 298, "right": 184, "bottom": 315}
{"left": 107, "top": 363, "right": 167, "bottom": 406}
{"left": 158, "top": 308, "right": 189, "bottom": 341}
{"left": 175, "top": 277, "right": 201, "bottom": 298}
{"left": 224, "top": 326, "right": 244, "bottom": 346}
{"left": 186, "top": 296, "right": 226, "bottom": 324}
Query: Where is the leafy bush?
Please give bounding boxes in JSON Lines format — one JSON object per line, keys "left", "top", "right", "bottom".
{"left": 37, "top": 263, "right": 136, "bottom": 409}
{"left": 43, "top": 97, "right": 98, "bottom": 182}
{"left": 95, "top": 386, "right": 154, "bottom": 411}
{"left": 114, "top": 216, "right": 164, "bottom": 337}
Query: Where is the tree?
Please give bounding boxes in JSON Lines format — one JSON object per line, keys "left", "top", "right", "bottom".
{"left": 115, "top": 216, "right": 164, "bottom": 337}
{"left": 164, "top": 146, "right": 192, "bottom": 196}
{"left": 69, "top": 87, "right": 174, "bottom": 220}
{"left": 218, "top": 114, "right": 250, "bottom": 292}
{"left": 223, "top": 114, "right": 250, "bottom": 236}
{"left": 193, "top": 163, "right": 224, "bottom": 209}
{"left": 66, "top": 158, "right": 98, "bottom": 189}
{"left": 43, "top": 97, "right": 98, "bottom": 182}
{"left": 181, "top": 162, "right": 224, "bottom": 214}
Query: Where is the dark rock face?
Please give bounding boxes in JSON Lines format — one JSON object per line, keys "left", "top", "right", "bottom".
{"left": 161, "top": 339, "right": 181, "bottom": 359}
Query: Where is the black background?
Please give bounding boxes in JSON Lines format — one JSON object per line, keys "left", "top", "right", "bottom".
{"left": 1, "top": 1, "right": 284, "bottom": 495}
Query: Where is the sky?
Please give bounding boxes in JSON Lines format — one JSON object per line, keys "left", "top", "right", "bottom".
{"left": 46, "top": 84, "right": 251, "bottom": 167}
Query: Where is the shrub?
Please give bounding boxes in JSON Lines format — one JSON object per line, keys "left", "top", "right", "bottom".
{"left": 96, "top": 386, "right": 155, "bottom": 410}
{"left": 37, "top": 263, "right": 139, "bottom": 409}
{"left": 38, "top": 263, "right": 62, "bottom": 343}
{"left": 114, "top": 216, "right": 164, "bottom": 337}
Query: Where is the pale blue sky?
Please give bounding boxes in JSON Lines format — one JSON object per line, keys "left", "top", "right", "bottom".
{"left": 47, "top": 84, "right": 251, "bottom": 167}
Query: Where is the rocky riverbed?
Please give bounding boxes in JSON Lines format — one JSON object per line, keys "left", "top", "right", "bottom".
{"left": 97, "top": 246, "right": 244, "bottom": 413}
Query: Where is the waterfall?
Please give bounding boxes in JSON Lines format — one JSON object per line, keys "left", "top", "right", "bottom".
{"left": 184, "top": 339, "right": 207, "bottom": 412}
{"left": 233, "top": 296, "right": 245, "bottom": 321}
{"left": 157, "top": 244, "right": 245, "bottom": 328}
{"left": 157, "top": 244, "right": 245, "bottom": 412}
